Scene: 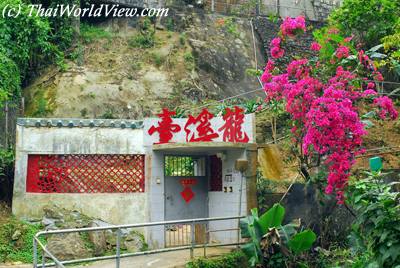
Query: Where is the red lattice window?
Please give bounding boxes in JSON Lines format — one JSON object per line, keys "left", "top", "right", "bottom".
{"left": 209, "top": 155, "right": 222, "bottom": 191}
{"left": 26, "top": 154, "right": 145, "bottom": 193}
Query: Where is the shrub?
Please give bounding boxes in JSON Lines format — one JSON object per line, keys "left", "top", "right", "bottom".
{"left": 260, "top": 16, "right": 398, "bottom": 203}
{"left": 0, "top": 0, "right": 56, "bottom": 81}
{"left": 80, "top": 23, "right": 112, "bottom": 44}
{"left": 329, "top": 0, "right": 400, "bottom": 47}
{"left": 150, "top": 52, "right": 166, "bottom": 67}
{"left": 186, "top": 251, "right": 249, "bottom": 268}
{"left": 240, "top": 203, "right": 316, "bottom": 267}
{"left": 0, "top": 52, "right": 20, "bottom": 105}
{"left": 347, "top": 171, "right": 400, "bottom": 267}
{"left": 129, "top": 18, "right": 155, "bottom": 49}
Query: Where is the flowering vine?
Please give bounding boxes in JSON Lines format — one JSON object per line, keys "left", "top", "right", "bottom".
{"left": 261, "top": 16, "right": 398, "bottom": 203}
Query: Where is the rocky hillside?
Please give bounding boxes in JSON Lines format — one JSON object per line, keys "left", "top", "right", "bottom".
{"left": 23, "top": 7, "right": 265, "bottom": 119}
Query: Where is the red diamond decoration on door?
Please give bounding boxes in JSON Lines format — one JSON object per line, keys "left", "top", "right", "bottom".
{"left": 180, "top": 186, "right": 195, "bottom": 203}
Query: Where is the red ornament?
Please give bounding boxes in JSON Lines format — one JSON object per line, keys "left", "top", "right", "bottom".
{"left": 218, "top": 106, "right": 249, "bottom": 143}
{"left": 184, "top": 109, "right": 219, "bottom": 142}
{"left": 181, "top": 186, "right": 195, "bottom": 203}
{"left": 148, "top": 108, "right": 181, "bottom": 144}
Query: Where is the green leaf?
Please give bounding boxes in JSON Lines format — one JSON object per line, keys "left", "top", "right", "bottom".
{"left": 288, "top": 230, "right": 317, "bottom": 254}
{"left": 361, "top": 120, "right": 374, "bottom": 129}
{"left": 239, "top": 218, "right": 251, "bottom": 238}
{"left": 368, "top": 44, "right": 383, "bottom": 52}
{"left": 369, "top": 52, "right": 387, "bottom": 59}
{"left": 241, "top": 243, "right": 261, "bottom": 265}
{"left": 258, "top": 203, "right": 285, "bottom": 233}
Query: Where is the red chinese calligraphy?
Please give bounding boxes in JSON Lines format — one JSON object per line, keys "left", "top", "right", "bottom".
{"left": 184, "top": 109, "right": 219, "bottom": 142}
{"left": 218, "top": 106, "right": 249, "bottom": 143}
{"left": 148, "top": 108, "right": 181, "bottom": 144}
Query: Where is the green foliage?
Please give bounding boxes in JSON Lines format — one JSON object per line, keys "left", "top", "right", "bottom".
{"left": 165, "top": 18, "right": 174, "bottom": 31}
{"left": 245, "top": 68, "right": 262, "bottom": 77}
{"left": 0, "top": 217, "right": 45, "bottom": 263}
{"left": 381, "top": 21, "right": 400, "bottom": 78}
{"left": 0, "top": 52, "right": 20, "bottom": 105}
{"left": 46, "top": 0, "right": 76, "bottom": 52}
{"left": 287, "top": 230, "right": 317, "bottom": 254}
{"left": 101, "top": 110, "right": 116, "bottom": 119}
{"left": 240, "top": 204, "right": 316, "bottom": 267}
{"left": 0, "top": 0, "right": 56, "bottom": 81}
{"left": 129, "top": 18, "right": 155, "bottom": 49}
{"left": 242, "top": 99, "right": 260, "bottom": 114}
{"left": 258, "top": 204, "right": 285, "bottom": 232}
{"left": 184, "top": 52, "right": 195, "bottom": 70}
{"left": 80, "top": 23, "right": 112, "bottom": 44}
{"left": 179, "top": 33, "right": 186, "bottom": 46}
{"left": 0, "top": 148, "right": 14, "bottom": 177}
{"left": 0, "top": 0, "right": 76, "bottom": 105}
{"left": 329, "top": 0, "right": 400, "bottom": 47}
{"left": 186, "top": 251, "right": 249, "bottom": 268}
{"left": 223, "top": 18, "right": 239, "bottom": 38}
{"left": 347, "top": 171, "right": 400, "bottom": 267}
{"left": 32, "top": 96, "right": 50, "bottom": 117}
{"left": 173, "top": 107, "right": 187, "bottom": 118}
{"left": 150, "top": 52, "right": 166, "bottom": 67}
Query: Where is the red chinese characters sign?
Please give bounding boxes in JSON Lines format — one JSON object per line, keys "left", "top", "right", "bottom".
{"left": 146, "top": 106, "right": 252, "bottom": 144}
{"left": 148, "top": 109, "right": 181, "bottom": 144}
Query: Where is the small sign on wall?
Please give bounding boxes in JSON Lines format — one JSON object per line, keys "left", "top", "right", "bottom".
{"left": 224, "top": 174, "right": 233, "bottom": 183}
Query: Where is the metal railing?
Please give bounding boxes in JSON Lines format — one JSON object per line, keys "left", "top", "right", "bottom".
{"left": 33, "top": 215, "right": 246, "bottom": 268}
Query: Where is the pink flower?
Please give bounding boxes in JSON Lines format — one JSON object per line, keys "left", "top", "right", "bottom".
{"left": 373, "top": 96, "right": 399, "bottom": 120}
{"left": 372, "top": 71, "right": 384, "bottom": 81}
{"left": 261, "top": 70, "right": 272, "bottom": 83}
{"left": 362, "top": 89, "right": 377, "bottom": 97}
{"left": 271, "top": 37, "right": 281, "bottom": 47}
{"left": 287, "top": 59, "right": 309, "bottom": 79}
{"left": 271, "top": 46, "right": 284, "bottom": 59}
{"left": 270, "top": 38, "right": 285, "bottom": 59}
{"left": 367, "top": 82, "right": 375, "bottom": 89}
{"left": 266, "top": 60, "right": 275, "bottom": 72}
{"left": 335, "top": 45, "right": 350, "bottom": 59}
{"left": 280, "top": 16, "right": 306, "bottom": 37}
{"left": 310, "top": 42, "right": 322, "bottom": 51}
{"left": 327, "top": 28, "right": 339, "bottom": 34}
{"left": 344, "top": 36, "right": 353, "bottom": 42}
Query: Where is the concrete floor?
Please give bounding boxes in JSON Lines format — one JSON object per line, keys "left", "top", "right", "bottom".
{"left": 76, "top": 247, "right": 233, "bottom": 268}
{"left": 0, "top": 247, "right": 233, "bottom": 268}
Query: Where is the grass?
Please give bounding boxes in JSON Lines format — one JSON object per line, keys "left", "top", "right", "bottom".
{"left": 129, "top": 33, "right": 155, "bottom": 49}
{"left": 150, "top": 52, "right": 166, "bottom": 67}
{"left": 80, "top": 23, "right": 112, "bottom": 44}
{"left": 186, "top": 251, "right": 249, "bottom": 268}
{"left": 0, "top": 212, "right": 45, "bottom": 263}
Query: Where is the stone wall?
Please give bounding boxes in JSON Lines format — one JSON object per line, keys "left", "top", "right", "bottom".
{"left": 313, "top": 0, "right": 342, "bottom": 21}
{"left": 253, "top": 17, "right": 324, "bottom": 61}
{"left": 202, "top": 0, "right": 342, "bottom": 21}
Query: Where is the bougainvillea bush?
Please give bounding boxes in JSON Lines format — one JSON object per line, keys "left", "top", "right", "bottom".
{"left": 261, "top": 16, "right": 398, "bottom": 203}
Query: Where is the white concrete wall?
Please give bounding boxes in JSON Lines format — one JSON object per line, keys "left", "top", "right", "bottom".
{"left": 12, "top": 123, "right": 148, "bottom": 225}
{"left": 208, "top": 149, "right": 247, "bottom": 244}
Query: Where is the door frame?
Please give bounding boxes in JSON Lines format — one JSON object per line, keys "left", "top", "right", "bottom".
{"left": 163, "top": 154, "right": 210, "bottom": 247}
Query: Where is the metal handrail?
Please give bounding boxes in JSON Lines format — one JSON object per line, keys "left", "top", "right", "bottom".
{"left": 33, "top": 215, "right": 246, "bottom": 268}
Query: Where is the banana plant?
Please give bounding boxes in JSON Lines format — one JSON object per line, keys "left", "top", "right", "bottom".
{"left": 240, "top": 203, "right": 317, "bottom": 267}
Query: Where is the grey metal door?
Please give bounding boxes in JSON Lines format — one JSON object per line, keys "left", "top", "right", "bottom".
{"left": 165, "top": 175, "right": 208, "bottom": 220}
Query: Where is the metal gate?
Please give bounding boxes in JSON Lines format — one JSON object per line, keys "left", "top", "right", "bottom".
{"left": 164, "top": 156, "right": 208, "bottom": 247}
